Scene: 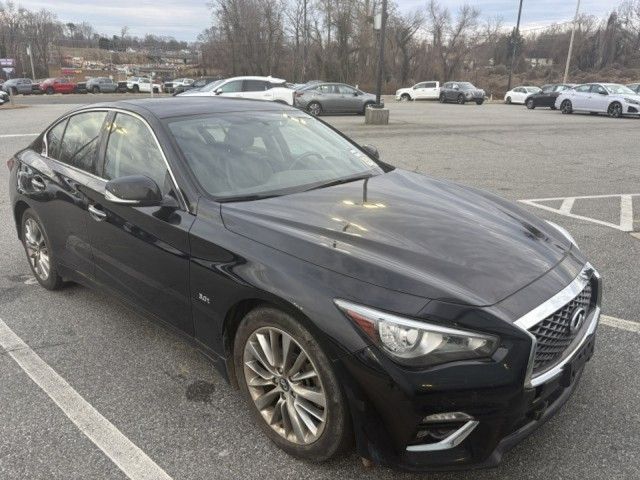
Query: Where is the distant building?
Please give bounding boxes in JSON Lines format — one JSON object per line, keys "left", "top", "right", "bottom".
{"left": 527, "top": 58, "right": 554, "bottom": 68}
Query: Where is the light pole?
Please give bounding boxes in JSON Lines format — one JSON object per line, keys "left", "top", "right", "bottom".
{"left": 507, "top": 0, "right": 524, "bottom": 92}
{"left": 563, "top": 0, "right": 581, "bottom": 83}
{"left": 27, "top": 43, "right": 36, "bottom": 80}
{"left": 302, "top": 0, "right": 308, "bottom": 81}
{"left": 375, "top": 0, "right": 388, "bottom": 106}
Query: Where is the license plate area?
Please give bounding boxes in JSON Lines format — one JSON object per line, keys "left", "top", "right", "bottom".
{"left": 560, "top": 335, "right": 596, "bottom": 388}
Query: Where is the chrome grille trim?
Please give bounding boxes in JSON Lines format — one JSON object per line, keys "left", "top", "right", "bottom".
{"left": 515, "top": 263, "right": 601, "bottom": 387}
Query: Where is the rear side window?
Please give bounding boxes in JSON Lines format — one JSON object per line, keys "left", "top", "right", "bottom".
{"left": 243, "top": 80, "right": 268, "bottom": 92}
{"left": 220, "top": 80, "right": 242, "bottom": 93}
{"left": 46, "top": 120, "right": 68, "bottom": 159}
{"left": 425, "top": 82, "right": 437, "bottom": 88}
{"left": 574, "top": 85, "right": 591, "bottom": 93}
{"left": 58, "top": 111, "right": 108, "bottom": 173}
{"left": 103, "top": 113, "right": 171, "bottom": 195}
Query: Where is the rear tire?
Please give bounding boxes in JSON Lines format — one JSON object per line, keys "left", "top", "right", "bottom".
{"left": 132, "top": 85, "right": 139, "bottom": 93}
{"left": 46, "top": 87, "right": 54, "bottom": 95}
{"left": 439, "top": 93, "right": 446, "bottom": 103}
{"left": 457, "top": 94, "right": 466, "bottom": 105}
{"left": 21, "top": 209, "right": 63, "bottom": 291}
{"left": 505, "top": 96, "right": 512, "bottom": 105}
{"left": 234, "top": 306, "right": 351, "bottom": 462}
{"left": 400, "top": 94, "right": 411, "bottom": 102}
{"left": 560, "top": 100, "right": 573, "bottom": 114}
{"left": 308, "top": 101, "right": 322, "bottom": 116}
{"left": 92, "top": 86, "right": 100, "bottom": 94}
{"left": 475, "top": 99, "right": 484, "bottom": 105}
{"left": 360, "top": 102, "right": 374, "bottom": 115}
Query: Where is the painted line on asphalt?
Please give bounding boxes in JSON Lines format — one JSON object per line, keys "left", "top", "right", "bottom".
{"left": 0, "top": 317, "right": 174, "bottom": 480}
{"left": 0, "top": 133, "right": 39, "bottom": 138}
{"left": 601, "top": 315, "right": 640, "bottom": 333}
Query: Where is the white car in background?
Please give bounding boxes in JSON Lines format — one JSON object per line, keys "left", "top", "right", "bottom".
{"left": 0, "top": 90, "right": 8, "bottom": 105}
{"left": 395, "top": 81, "right": 440, "bottom": 101}
{"left": 179, "top": 76, "right": 294, "bottom": 105}
{"left": 556, "top": 83, "right": 640, "bottom": 118}
{"left": 127, "top": 77, "right": 162, "bottom": 94}
{"left": 504, "top": 86, "right": 541, "bottom": 104}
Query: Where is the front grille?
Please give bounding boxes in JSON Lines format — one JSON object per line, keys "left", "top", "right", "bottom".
{"left": 529, "top": 281, "right": 593, "bottom": 374}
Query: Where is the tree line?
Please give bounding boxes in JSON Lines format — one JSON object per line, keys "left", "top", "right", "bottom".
{"left": 200, "top": 0, "right": 640, "bottom": 92}
{"left": 3, "top": 0, "right": 640, "bottom": 91}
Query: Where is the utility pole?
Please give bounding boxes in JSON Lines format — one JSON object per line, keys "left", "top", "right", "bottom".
{"left": 302, "top": 0, "right": 308, "bottom": 81}
{"left": 27, "top": 43, "right": 35, "bottom": 80}
{"left": 507, "top": 0, "right": 524, "bottom": 92}
{"left": 563, "top": 0, "right": 581, "bottom": 83}
{"left": 375, "top": 0, "right": 388, "bottom": 106}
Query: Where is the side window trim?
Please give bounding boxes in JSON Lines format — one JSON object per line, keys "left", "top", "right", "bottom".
{"left": 41, "top": 108, "right": 189, "bottom": 213}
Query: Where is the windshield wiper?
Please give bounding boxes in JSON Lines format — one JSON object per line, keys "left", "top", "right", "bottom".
{"left": 218, "top": 192, "right": 284, "bottom": 203}
{"left": 303, "top": 173, "right": 375, "bottom": 192}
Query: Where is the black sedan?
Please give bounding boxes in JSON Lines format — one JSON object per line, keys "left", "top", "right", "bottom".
{"left": 525, "top": 84, "right": 575, "bottom": 109}
{"left": 9, "top": 98, "right": 602, "bottom": 471}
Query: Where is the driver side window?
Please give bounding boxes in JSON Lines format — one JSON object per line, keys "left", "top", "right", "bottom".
{"left": 219, "top": 80, "right": 243, "bottom": 93}
{"left": 103, "top": 113, "right": 172, "bottom": 195}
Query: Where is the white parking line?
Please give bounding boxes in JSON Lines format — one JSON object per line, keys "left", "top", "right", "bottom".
{"left": 519, "top": 193, "right": 640, "bottom": 232}
{"left": 601, "top": 315, "right": 640, "bottom": 333}
{"left": 0, "top": 318, "right": 173, "bottom": 480}
{"left": 0, "top": 133, "right": 39, "bottom": 138}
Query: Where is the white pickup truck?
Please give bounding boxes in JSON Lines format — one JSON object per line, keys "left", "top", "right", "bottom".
{"left": 127, "top": 77, "right": 163, "bottom": 94}
{"left": 395, "top": 81, "right": 441, "bottom": 101}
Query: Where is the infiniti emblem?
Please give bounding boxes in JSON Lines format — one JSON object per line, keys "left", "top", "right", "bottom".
{"left": 569, "top": 307, "right": 587, "bottom": 334}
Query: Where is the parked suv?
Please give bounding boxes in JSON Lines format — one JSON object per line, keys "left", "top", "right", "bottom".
{"left": 127, "top": 77, "right": 162, "bottom": 94}
{"left": 179, "top": 76, "right": 294, "bottom": 105}
{"left": 86, "top": 77, "right": 118, "bottom": 94}
{"left": 1, "top": 78, "right": 33, "bottom": 95}
{"left": 164, "top": 78, "right": 193, "bottom": 93}
{"left": 395, "top": 81, "right": 440, "bottom": 101}
{"left": 439, "top": 82, "right": 485, "bottom": 105}
{"left": 173, "top": 76, "right": 219, "bottom": 95}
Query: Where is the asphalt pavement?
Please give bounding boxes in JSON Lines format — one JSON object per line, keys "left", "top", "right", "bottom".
{"left": 0, "top": 95, "right": 638, "bottom": 480}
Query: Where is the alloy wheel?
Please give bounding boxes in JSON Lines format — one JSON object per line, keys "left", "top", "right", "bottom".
{"left": 608, "top": 102, "right": 623, "bottom": 118}
{"left": 401, "top": 95, "right": 410, "bottom": 102}
{"left": 527, "top": 99, "right": 535, "bottom": 109}
{"left": 243, "top": 327, "right": 328, "bottom": 445}
{"left": 308, "top": 103, "right": 321, "bottom": 116}
{"left": 561, "top": 101, "right": 573, "bottom": 114}
{"left": 24, "top": 218, "right": 50, "bottom": 281}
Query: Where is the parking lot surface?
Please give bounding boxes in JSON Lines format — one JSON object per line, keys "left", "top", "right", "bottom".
{"left": 1, "top": 96, "right": 638, "bottom": 480}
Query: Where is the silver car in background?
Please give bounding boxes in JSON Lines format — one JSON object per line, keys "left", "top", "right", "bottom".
{"left": 294, "top": 82, "right": 379, "bottom": 115}
{"left": 1, "top": 78, "right": 33, "bottom": 95}
{"left": 86, "top": 77, "right": 118, "bottom": 94}
{"left": 556, "top": 83, "right": 640, "bottom": 118}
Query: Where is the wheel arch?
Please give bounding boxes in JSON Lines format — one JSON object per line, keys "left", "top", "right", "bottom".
{"left": 14, "top": 200, "right": 31, "bottom": 240}
{"left": 221, "top": 294, "right": 325, "bottom": 389}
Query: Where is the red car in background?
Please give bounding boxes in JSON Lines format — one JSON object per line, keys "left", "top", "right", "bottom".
{"left": 40, "top": 77, "right": 77, "bottom": 94}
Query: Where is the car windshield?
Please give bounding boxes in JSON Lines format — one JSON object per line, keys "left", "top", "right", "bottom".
{"left": 604, "top": 84, "right": 636, "bottom": 95}
{"left": 167, "top": 111, "right": 383, "bottom": 201}
{"left": 197, "top": 79, "right": 225, "bottom": 92}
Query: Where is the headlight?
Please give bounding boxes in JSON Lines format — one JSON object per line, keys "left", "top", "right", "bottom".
{"left": 546, "top": 220, "right": 578, "bottom": 247}
{"left": 334, "top": 300, "right": 499, "bottom": 367}
{"left": 624, "top": 97, "right": 640, "bottom": 105}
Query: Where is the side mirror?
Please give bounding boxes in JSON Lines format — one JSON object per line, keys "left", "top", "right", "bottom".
{"left": 353, "top": 91, "right": 359, "bottom": 96}
{"left": 105, "top": 175, "right": 163, "bottom": 207}
{"left": 215, "top": 88, "right": 223, "bottom": 95}
{"left": 361, "top": 144, "right": 380, "bottom": 161}
{"left": 599, "top": 90, "right": 607, "bottom": 95}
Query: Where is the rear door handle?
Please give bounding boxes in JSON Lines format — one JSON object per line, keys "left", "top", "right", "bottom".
{"left": 88, "top": 204, "right": 107, "bottom": 222}
{"left": 31, "top": 176, "right": 46, "bottom": 191}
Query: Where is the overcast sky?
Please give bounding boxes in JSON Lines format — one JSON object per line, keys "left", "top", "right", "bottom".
{"left": 15, "top": 0, "right": 624, "bottom": 41}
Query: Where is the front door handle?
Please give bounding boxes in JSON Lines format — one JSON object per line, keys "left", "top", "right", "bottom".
{"left": 31, "top": 176, "right": 46, "bottom": 191}
{"left": 88, "top": 204, "right": 107, "bottom": 222}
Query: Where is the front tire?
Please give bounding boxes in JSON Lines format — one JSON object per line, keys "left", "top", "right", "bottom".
{"left": 46, "top": 87, "right": 54, "bottom": 95}
{"left": 475, "top": 99, "right": 484, "bottom": 105}
{"left": 457, "top": 94, "right": 465, "bottom": 105}
{"left": 439, "top": 93, "right": 446, "bottom": 103}
{"left": 92, "top": 86, "right": 100, "bottom": 94}
{"left": 234, "top": 306, "right": 351, "bottom": 462}
{"left": 608, "top": 101, "right": 623, "bottom": 118}
{"left": 400, "top": 94, "right": 411, "bottom": 102}
{"left": 561, "top": 100, "right": 573, "bottom": 114}
{"left": 505, "top": 96, "right": 512, "bottom": 105}
{"left": 21, "top": 209, "right": 63, "bottom": 290}
{"left": 526, "top": 98, "right": 536, "bottom": 109}
{"left": 132, "top": 85, "right": 139, "bottom": 93}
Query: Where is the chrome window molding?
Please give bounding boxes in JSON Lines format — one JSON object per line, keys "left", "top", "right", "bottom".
{"left": 41, "top": 107, "right": 190, "bottom": 213}
{"left": 515, "top": 263, "right": 601, "bottom": 388}
{"left": 406, "top": 420, "right": 479, "bottom": 452}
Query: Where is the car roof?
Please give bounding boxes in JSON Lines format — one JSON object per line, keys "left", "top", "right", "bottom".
{"left": 224, "top": 76, "right": 286, "bottom": 83}
{"left": 78, "top": 97, "right": 295, "bottom": 120}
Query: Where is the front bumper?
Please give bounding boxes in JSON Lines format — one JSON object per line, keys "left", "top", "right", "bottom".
{"left": 335, "top": 265, "right": 601, "bottom": 471}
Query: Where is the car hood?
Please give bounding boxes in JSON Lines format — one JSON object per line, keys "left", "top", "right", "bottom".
{"left": 178, "top": 89, "right": 209, "bottom": 97}
{"left": 221, "top": 170, "right": 571, "bottom": 306}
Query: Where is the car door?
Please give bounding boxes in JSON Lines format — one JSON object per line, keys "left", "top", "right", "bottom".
{"left": 82, "top": 111, "right": 195, "bottom": 334}
{"left": 423, "top": 82, "right": 439, "bottom": 99}
{"left": 571, "top": 84, "right": 592, "bottom": 110}
{"left": 589, "top": 84, "right": 609, "bottom": 112}
{"left": 448, "top": 83, "right": 460, "bottom": 101}
{"left": 18, "top": 110, "right": 110, "bottom": 281}
{"left": 336, "top": 84, "right": 362, "bottom": 113}
{"left": 242, "top": 79, "right": 270, "bottom": 101}
{"left": 217, "top": 79, "right": 243, "bottom": 98}
{"left": 316, "top": 84, "right": 341, "bottom": 112}
{"left": 413, "top": 83, "right": 427, "bottom": 99}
